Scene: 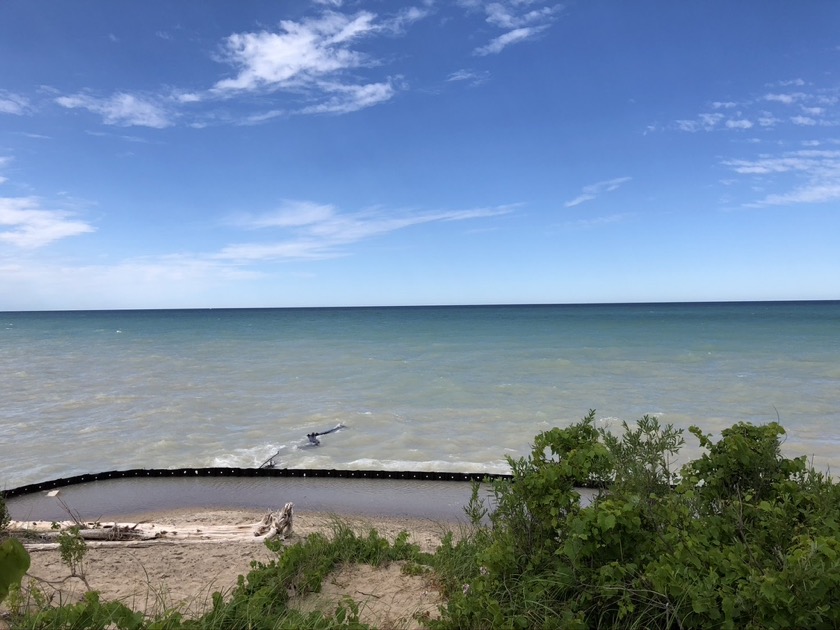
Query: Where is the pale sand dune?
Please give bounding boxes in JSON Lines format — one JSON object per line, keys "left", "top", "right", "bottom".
{"left": 6, "top": 509, "right": 457, "bottom": 630}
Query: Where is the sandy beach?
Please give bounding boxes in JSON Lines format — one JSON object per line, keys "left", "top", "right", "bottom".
{"left": 5, "top": 508, "right": 461, "bottom": 629}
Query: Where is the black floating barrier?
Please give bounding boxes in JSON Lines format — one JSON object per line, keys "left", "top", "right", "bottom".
{"left": 1, "top": 467, "right": 513, "bottom": 500}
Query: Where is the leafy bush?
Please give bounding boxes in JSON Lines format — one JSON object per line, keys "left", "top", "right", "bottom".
{"left": 194, "top": 521, "right": 428, "bottom": 630}
{"left": 432, "top": 413, "right": 840, "bottom": 630}
{"left": 58, "top": 525, "right": 88, "bottom": 577}
{"left": 11, "top": 591, "right": 144, "bottom": 630}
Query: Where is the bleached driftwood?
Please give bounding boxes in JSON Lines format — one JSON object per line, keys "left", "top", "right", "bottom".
{"left": 253, "top": 502, "right": 294, "bottom": 540}
{"left": 11, "top": 504, "right": 296, "bottom": 550}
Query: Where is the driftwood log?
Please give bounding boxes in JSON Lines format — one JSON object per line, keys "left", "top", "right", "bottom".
{"left": 11, "top": 504, "right": 296, "bottom": 550}
{"left": 252, "top": 502, "right": 294, "bottom": 540}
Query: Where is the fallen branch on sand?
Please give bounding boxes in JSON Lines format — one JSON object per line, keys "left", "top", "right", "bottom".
{"left": 10, "top": 505, "right": 297, "bottom": 550}
{"left": 252, "top": 502, "right": 294, "bottom": 540}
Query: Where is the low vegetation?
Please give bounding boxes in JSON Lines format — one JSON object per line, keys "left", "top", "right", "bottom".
{"left": 431, "top": 413, "right": 840, "bottom": 629}
{"left": 3, "top": 412, "right": 840, "bottom": 629}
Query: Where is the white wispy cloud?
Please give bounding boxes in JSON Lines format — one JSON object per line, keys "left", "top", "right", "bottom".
{"left": 383, "top": 6, "right": 430, "bottom": 34}
{"left": 213, "top": 11, "right": 378, "bottom": 93}
{"left": 675, "top": 113, "right": 727, "bottom": 132}
{"left": 239, "top": 109, "right": 286, "bottom": 125}
{"left": 0, "top": 197, "right": 95, "bottom": 249}
{"left": 298, "top": 80, "right": 396, "bottom": 114}
{"left": 767, "top": 78, "right": 806, "bottom": 88}
{"left": 447, "top": 69, "right": 490, "bottom": 86}
{"left": 757, "top": 183, "right": 840, "bottom": 205}
{"left": 231, "top": 200, "right": 336, "bottom": 229}
{"left": 803, "top": 107, "right": 825, "bottom": 116}
{"left": 219, "top": 200, "right": 516, "bottom": 261}
{"left": 764, "top": 92, "right": 805, "bottom": 105}
{"left": 564, "top": 177, "right": 632, "bottom": 208}
{"left": 673, "top": 82, "right": 839, "bottom": 135}
{"left": 756, "top": 113, "right": 780, "bottom": 127}
{"left": 724, "top": 149, "right": 840, "bottom": 174}
{"left": 725, "top": 119, "right": 753, "bottom": 129}
{"left": 475, "top": 26, "right": 546, "bottom": 56}
{"left": 465, "top": 1, "right": 562, "bottom": 56}
{"left": 723, "top": 149, "right": 840, "bottom": 206}
{"left": 55, "top": 92, "right": 172, "bottom": 128}
{"left": 172, "top": 91, "right": 202, "bottom": 104}
{"left": 0, "top": 91, "right": 29, "bottom": 115}
{"left": 485, "top": 3, "right": 561, "bottom": 29}
{"left": 209, "top": 9, "right": 426, "bottom": 116}
{"left": 0, "top": 156, "right": 12, "bottom": 185}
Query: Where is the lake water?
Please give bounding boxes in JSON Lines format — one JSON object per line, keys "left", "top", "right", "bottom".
{"left": 2, "top": 302, "right": 839, "bottom": 490}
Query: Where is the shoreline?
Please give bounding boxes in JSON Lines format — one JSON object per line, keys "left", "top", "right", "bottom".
{"left": 6, "top": 475, "right": 482, "bottom": 525}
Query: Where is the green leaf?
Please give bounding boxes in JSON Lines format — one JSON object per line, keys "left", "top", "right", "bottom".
{"left": 0, "top": 538, "right": 30, "bottom": 604}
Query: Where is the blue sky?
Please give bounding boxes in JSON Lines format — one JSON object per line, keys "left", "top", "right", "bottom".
{"left": 1, "top": 1, "right": 839, "bottom": 310}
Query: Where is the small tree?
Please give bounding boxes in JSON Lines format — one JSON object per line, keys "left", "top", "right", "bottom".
{"left": 58, "top": 526, "right": 88, "bottom": 578}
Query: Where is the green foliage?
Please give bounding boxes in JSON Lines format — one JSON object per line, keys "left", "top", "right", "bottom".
{"left": 12, "top": 591, "right": 145, "bottom": 630}
{"left": 58, "top": 525, "right": 88, "bottom": 577}
{"left": 171, "top": 522, "right": 427, "bottom": 630}
{"left": 0, "top": 537, "right": 31, "bottom": 605}
{"left": 432, "top": 412, "right": 840, "bottom": 629}
{"left": 601, "top": 414, "right": 684, "bottom": 498}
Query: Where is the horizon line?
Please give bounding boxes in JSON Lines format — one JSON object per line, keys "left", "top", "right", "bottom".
{"left": 2, "top": 298, "right": 838, "bottom": 314}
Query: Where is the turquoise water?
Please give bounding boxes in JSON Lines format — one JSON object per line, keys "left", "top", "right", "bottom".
{"left": 2, "top": 302, "right": 839, "bottom": 489}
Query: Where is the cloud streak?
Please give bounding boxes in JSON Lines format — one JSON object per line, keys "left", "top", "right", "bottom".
{"left": 475, "top": 26, "right": 546, "bottom": 56}
{"left": 55, "top": 92, "right": 172, "bottom": 128}
{"left": 447, "top": 69, "right": 490, "bottom": 86}
{"left": 210, "top": 8, "right": 425, "bottom": 116}
{"left": 671, "top": 80, "right": 840, "bottom": 208}
{"left": 0, "top": 197, "right": 95, "bottom": 249}
{"left": 219, "top": 200, "right": 516, "bottom": 261}
{"left": 467, "top": 1, "right": 562, "bottom": 56}
{"left": 672, "top": 81, "right": 839, "bottom": 134}
{"left": 0, "top": 91, "right": 29, "bottom": 115}
{"left": 564, "top": 177, "right": 632, "bottom": 208}
{"left": 213, "top": 11, "right": 377, "bottom": 93}
{"left": 723, "top": 149, "right": 840, "bottom": 207}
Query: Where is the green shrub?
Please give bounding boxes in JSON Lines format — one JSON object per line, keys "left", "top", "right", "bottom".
{"left": 58, "top": 525, "right": 88, "bottom": 577}
{"left": 11, "top": 591, "right": 144, "bottom": 630}
{"left": 432, "top": 412, "right": 840, "bottom": 630}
